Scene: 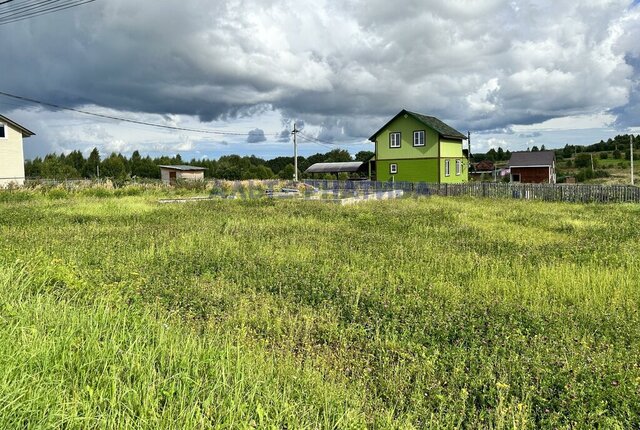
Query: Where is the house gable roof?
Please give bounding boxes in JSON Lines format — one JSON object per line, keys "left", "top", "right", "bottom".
{"left": 368, "top": 109, "right": 467, "bottom": 142}
{"left": 0, "top": 114, "right": 35, "bottom": 137}
{"left": 508, "top": 151, "right": 555, "bottom": 167}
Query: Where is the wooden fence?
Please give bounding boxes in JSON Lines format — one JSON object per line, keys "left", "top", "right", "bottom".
{"left": 303, "top": 180, "right": 640, "bottom": 204}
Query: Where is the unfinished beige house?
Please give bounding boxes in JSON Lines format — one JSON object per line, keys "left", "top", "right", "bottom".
{"left": 159, "top": 165, "right": 206, "bottom": 185}
{"left": 0, "top": 114, "right": 35, "bottom": 187}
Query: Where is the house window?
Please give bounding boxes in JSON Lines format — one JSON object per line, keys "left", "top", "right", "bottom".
{"left": 0, "top": 124, "right": 6, "bottom": 139}
{"left": 413, "top": 130, "right": 425, "bottom": 146}
{"left": 390, "top": 163, "right": 398, "bottom": 174}
{"left": 445, "top": 159, "right": 450, "bottom": 176}
{"left": 512, "top": 174, "right": 521, "bottom": 182}
{"left": 456, "top": 159, "right": 462, "bottom": 175}
{"left": 389, "top": 132, "right": 401, "bottom": 148}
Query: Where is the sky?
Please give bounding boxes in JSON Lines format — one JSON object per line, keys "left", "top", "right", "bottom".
{"left": 1, "top": 0, "right": 640, "bottom": 161}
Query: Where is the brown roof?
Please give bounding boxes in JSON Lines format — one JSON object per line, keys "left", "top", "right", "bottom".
{"left": 508, "top": 151, "right": 555, "bottom": 167}
{"left": 0, "top": 114, "right": 35, "bottom": 137}
{"left": 474, "top": 160, "right": 495, "bottom": 171}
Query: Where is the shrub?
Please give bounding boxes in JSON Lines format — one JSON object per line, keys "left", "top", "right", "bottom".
{"left": 46, "top": 189, "right": 69, "bottom": 200}
{"left": 575, "top": 153, "right": 594, "bottom": 168}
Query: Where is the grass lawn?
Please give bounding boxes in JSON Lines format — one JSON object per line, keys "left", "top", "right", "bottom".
{"left": 1, "top": 189, "right": 640, "bottom": 428}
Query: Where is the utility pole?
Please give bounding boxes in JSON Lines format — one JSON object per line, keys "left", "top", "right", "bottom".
{"left": 292, "top": 122, "right": 299, "bottom": 182}
{"left": 590, "top": 153, "right": 594, "bottom": 171}
{"left": 631, "top": 135, "right": 635, "bottom": 186}
{"left": 97, "top": 164, "right": 100, "bottom": 179}
{"left": 467, "top": 131, "right": 471, "bottom": 157}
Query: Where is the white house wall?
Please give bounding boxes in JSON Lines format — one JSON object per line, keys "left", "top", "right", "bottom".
{"left": 177, "top": 171, "right": 204, "bottom": 181}
{"left": 0, "top": 122, "right": 26, "bottom": 187}
{"left": 160, "top": 169, "right": 205, "bottom": 184}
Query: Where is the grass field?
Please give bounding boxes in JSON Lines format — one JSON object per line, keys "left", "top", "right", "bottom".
{"left": 1, "top": 188, "right": 640, "bottom": 428}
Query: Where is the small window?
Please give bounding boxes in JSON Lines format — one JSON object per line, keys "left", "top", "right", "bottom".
{"left": 456, "top": 159, "right": 462, "bottom": 175}
{"left": 390, "top": 163, "right": 398, "bottom": 174}
{"left": 512, "top": 174, "right": 521, "bottom": 182}
{"left": 389, "top": 132, "right": 401, "bottom": 148}
{"left": 0, "top": 124, "right": 5, "bottom": 139}
{"left": 445, "top": 159, "right": 450, "bottom": 176}
{"left": 413, "top": 130, "right": 425, "bottom": 146}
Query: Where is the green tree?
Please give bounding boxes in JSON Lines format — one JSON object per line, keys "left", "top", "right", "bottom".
{"left": 100, "top": 153, "right": 128, "bottom": 179}
{"left": 83, "top": 148, "right": 101, "bottom": 178}
{"left": 324, "top": 149, "right": 352, "bottom": 162}
{"left": 355, "top": 151, "right": 375, "bottom": 162}
{"left": 24, "top": 157, "right": 43, "bottom": 178}
{"left": 278, "top": 164, "right": 296, "bottom": 180}
{"left": 66, "top": 150, "right": 86, "bottom": 173}
{"left": 41, "top": 155, "right": 80, "bottom": 180}
{"left": 575, "top": 153, "right": 595, "bottom": 169}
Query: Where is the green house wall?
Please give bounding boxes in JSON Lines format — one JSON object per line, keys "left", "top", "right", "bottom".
{"left": 373, "top": 113, "right": 468, "bottom": 183}
{"left": 440, "top": 158, "right": 467, "bottom": 183}
{"left": 377, "top": 159, "right": 439, "bottom": 183}
{"left": 376, "top": 115, "right": 439, "bottom": 160}
{"left": 440, "top": 138, "right": 464, "bottom": 158}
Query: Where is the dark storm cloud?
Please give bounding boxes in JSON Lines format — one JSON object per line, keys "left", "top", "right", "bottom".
{"left": 1, "top": 0, "right": 639, "bottom": 150}
{"left": 247, "top": 128, "right": 266, "bottom": 143}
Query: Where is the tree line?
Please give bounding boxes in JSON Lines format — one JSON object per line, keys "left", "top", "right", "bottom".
{"left": 471, "top": 134, "right": 640, "bottom": 162}
{"left": 24, "top": 148, "right": 376, "bottom": 181}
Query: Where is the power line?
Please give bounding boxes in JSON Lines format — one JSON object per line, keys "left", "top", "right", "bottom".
{"left": 0, "top": 1, "right": 96, "bottom": 24}
{"left": 0, "top": 0, "right": 69, "bottom": 17}
{"left": 297, "top": 134, "right": 337, "bottom": 150}
{"left": 0, "top": 0, "right": 97, "bottom": 25}
{"left": 0, "top": 90, "right": 273, "bottom": 136}
{"left": 0, "top": 0, "right": 16, "bottom": 5}
{"left": 298, "top": 131, "right": 367, "bottom": 147}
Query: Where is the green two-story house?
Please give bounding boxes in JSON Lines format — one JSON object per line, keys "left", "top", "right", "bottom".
{"left": 369, "top": 109, "right": 468, "bottom": 183}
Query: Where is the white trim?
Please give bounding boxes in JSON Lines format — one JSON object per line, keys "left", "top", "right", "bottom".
{"left": 389, "top": 163, "right": 398, "bottom": 174}
{"left": 455, "top": 159, "right": 462, "bottom": 175}
{"left": 413, "top": 130, "right": 425, "bottom": 146}
{"left": 445, "top": 159, "right": 450, "bottom": 176}
{"left": 389, "top": 132, "right": 401, "bottom": 148}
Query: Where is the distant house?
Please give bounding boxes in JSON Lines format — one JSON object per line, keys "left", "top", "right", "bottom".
{"left": 0, "top": 114, "right": 35, "bottom": 187}
{"left": 470, "top": 160, "right": 496, "bottom": 181}
{"left": 473, "top": 160, "right": 495, "bottom": 172}
{"left": 368, "top": 109, "right": 468, "bottom": 183}
{"left": 159, "top": 165, "right": 206, "bottom": 185}
{"left": 508, "top": 151, "right": 556, "bottom": 184}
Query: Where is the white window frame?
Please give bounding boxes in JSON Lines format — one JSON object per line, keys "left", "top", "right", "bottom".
{"left": 389, "top": 163, "right": 398, "bottom": 174}
{"left": 389, "top": 132, "right": 401, "bottom": 148}
{"left": 413, "top": 130, "right": 425, "bottom": 147}
{"left": 445, "top": 159, "right": 450, "bottom": 177}
{"left": 0, "top": 123, "right": 6, "bottom": 140}
{"left": 456, "top": 159, "right": 462, "bottom": 175}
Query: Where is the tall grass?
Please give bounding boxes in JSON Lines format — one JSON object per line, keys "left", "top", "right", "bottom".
{"left": 1, "top": 189, "right": 639, "bottom": 427}
{"left": 0, "top": 264, "right": 367, "bottom": 429}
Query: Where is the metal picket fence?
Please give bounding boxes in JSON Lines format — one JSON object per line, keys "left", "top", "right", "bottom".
{"left": 303, "top": 180, "right": 640, "bottom": 203}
